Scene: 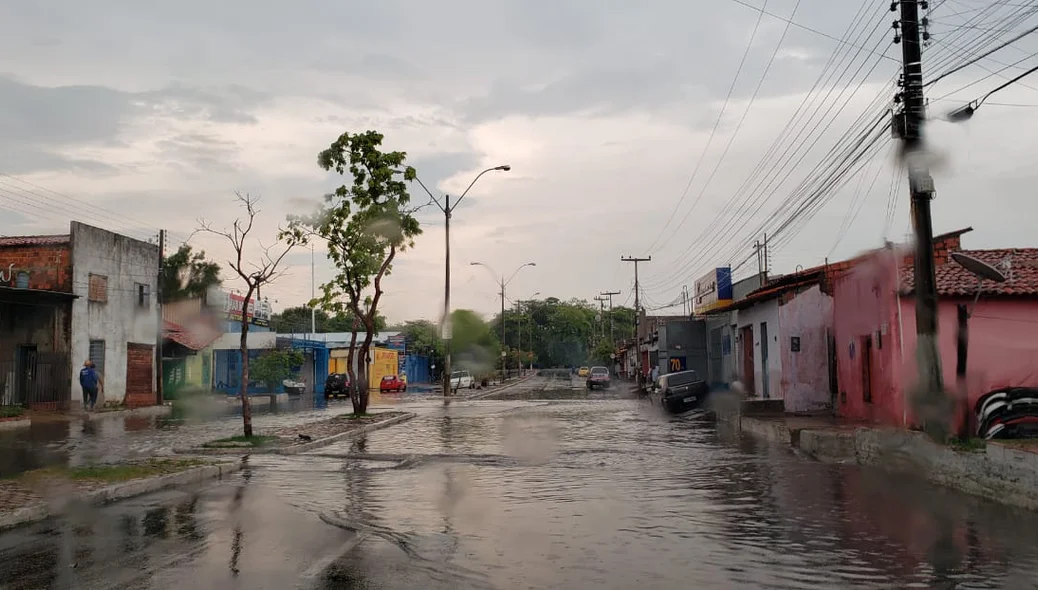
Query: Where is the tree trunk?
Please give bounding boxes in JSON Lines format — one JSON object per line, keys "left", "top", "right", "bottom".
{"left": 358, "top": 332, "right": 375, "bottom": 414}
{"left": 239, "top": 286, "right": 256, "bottom": 437}
{"left": 346, "top": 323, "right": 361, "bottom": 414}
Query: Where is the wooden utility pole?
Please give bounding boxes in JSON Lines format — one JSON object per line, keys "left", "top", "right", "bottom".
{"left": 621, "top": 256, "right": 650, "bottom": 387}
{"left": 600, "top": 290, "right": 620, "bottom": 344}
{"left": 593, "top": 295, "right": 608, "bottom": 343}
{"left": 895, "top": 0, "right": 944, "bottom": 404}
{"left": 155, "top": 229, "right": 165, "bottom": 406}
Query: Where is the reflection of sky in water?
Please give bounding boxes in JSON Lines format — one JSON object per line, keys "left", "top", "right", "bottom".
{"left": 3, "top": 384, "right": 1038, "bottom": 588}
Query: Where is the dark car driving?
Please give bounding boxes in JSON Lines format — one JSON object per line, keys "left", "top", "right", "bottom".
{"left": 324, "top": 373, "right": 350, "bottom": 399}
{"left": 586, "top": 366, "right": 611, "bottom": 390}
{"left": 652, "top": 369, "right": 709, "bottom": 414}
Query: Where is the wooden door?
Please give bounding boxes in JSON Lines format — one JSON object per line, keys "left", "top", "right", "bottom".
{"left": 740, "top": 325, "right": 755, "bottom": 393}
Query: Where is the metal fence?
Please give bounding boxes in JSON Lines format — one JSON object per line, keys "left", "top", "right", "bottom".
{"left": 0, "top": 351, "right": 71, "bottom": 409}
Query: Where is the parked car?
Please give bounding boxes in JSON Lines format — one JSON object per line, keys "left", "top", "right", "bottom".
{"left": 379, "top": 374, "right": 406, "bottom": 393}
{"left": 586, "top": 366, "right": 611, "bottom": 390}
{"left": 651, "top": 370, "right": 710, "bottom": 414}
{"left": 450, "top": 370, "right": 475, "bottom": 390}
{"left": 577, "top": 366, "right": 590, "bottom": 378}
{"left": 324, "top": 373, "right": 350, "bottom": 398}
{"left": 282, "top": 378, "right": 306, "bottom": 396}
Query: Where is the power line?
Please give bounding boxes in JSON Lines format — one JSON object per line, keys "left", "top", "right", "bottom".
{"left": 645, "top": 0, "right": 772, "bottom": 253}
{"left": 649, "top": 0, "right": 803, "bottom": 255}
{"left": 642, "top": 2, "right": 894, "bottom": 291}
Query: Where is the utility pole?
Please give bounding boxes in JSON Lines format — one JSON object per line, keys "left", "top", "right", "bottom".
{"left": 621, "top": 256, "right": 650, "bottom": 388}
{"left": 894, "top": 0, "right": 944, "bottom": 407}
{"left": 600, "top": 290, "right": 620, "bottom": 344}
{"left": 500, "top": 278, "right": 507, "bottom": 378}
{"left": 593, "top": 295, "right": 608, "bottom": 343}
{"left": 155, "top": 229, "right": 165, "bottom": 406}
{"left": 407, "top": 165, "right": 510, "bottom": 400}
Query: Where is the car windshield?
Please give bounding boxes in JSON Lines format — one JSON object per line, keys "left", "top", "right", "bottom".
{"left": 382, "top": 376, "right": 394, "bottom": 381}
{"left": 590, "top": 367, "right": 609, "bottom": 376}
{"left": 665, "top": 371, "right": 699, "bottom": 386}
{"left": 451, "top": 371, "right": 468, "bottom": 378}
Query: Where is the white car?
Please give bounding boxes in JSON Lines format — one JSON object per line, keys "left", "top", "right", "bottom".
{"left": 450, "top": 370, "right": 475, "bottom": 390}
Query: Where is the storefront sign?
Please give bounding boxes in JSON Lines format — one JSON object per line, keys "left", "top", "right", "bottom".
{"left": 693, "top": 267, "right": 734, "bottom": 313}
{"left": 210, "top": 289, "right": 271, "bottom": 327}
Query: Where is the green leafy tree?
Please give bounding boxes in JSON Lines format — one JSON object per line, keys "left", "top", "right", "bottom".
{"left": 450, "top": 309, "right": 500, "bottom": 377}
{"left": 271, "top": 305, "right": 387, "bottom": 333}
{"left": 250, "top": 349, "right": 305, "bottom": 392}
{"left": 398, "top": 319, "right": 445, "bottom": 370}
{"left": 284, "top": 130, "right": 420, "bottom": 414}
{"left": 161, "top": 244, "right": 221, "bottom": 302}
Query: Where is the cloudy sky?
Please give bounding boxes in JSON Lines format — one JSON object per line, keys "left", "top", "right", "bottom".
{"left": 1, "top": 0, "right": 1036, "bottom": 322}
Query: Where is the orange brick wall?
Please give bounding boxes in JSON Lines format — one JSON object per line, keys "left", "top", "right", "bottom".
{"left": 0, "top": 244, "right": 73, "bottom": 292}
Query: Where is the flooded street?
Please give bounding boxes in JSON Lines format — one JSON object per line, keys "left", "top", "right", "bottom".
{"left": 4, "top": 376, "right": 1038, "bottom": 589}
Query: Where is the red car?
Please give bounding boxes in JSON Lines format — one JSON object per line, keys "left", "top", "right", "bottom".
{"left": 379, "top": 374, "right": 406, "bottom": 393}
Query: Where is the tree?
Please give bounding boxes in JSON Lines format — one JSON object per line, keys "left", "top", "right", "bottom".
{"left": 271, "top": 306, "right": 387, "bottom": 333}
{"left": 250, "top": 348, "right": 305, "bottom": 392}
{"left": 161, "top": 244, "right": 221, "bottom": 302}
{"left": 284, "top": 130, "right": 420, "bottom": 414}
{"left": 197, "top": 193, "right": 294, "bottom": 437}
{"left": 450, "top": 309, "right": 500, "bottom": 378}
{"left": 398, "top": 319, "right": 445, "bottom": 370}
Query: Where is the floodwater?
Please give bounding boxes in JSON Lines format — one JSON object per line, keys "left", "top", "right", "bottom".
{"left": 3, "top": 377, "right": 1038, "bottom": 589}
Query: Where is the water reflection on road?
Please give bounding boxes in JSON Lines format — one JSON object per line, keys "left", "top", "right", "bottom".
{"left": 3, "top": 377, "right": 1038, "bottom": 589}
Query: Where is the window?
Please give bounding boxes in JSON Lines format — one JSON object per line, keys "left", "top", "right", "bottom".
{"left": 89, "top": 340, "right": 106, "bottom": 375}
{"left": 15, "top": 272, "right": 29, "bottom": 289}
{"left": 88, "top": 274, "right": 108, "bottom": 303}
{"left": 136, "top": 283, "right": 150, "bottom": 308}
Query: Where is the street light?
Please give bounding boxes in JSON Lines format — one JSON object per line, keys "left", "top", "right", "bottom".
{"left": 409, "top": 165, "right": 510, "bottom": 400}
{"left": 519, "top": 291, "right": 540, "bottom": 374}
{"left": 942, "top": 63, "right": 1038, "bottom": 123}
{"left": 470, "top": 261, "right": 536, "bottom": 379}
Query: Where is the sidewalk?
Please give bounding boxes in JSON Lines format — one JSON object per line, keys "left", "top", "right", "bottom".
{"left": 721, "top": 403, "right": 1038, "bottom": 512}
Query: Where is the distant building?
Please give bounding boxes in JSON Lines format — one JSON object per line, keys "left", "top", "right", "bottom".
{"left": 0, "top": 222, "right": 159, "bottom": 410}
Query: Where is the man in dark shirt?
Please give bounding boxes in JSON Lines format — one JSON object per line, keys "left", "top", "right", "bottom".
{"left": 79, "top": 360, "right": 102, "bottom": 411}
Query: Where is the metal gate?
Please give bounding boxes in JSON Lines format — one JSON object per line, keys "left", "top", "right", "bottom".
{"left": 0, "top": 350, "right": 71, "bottom": 409}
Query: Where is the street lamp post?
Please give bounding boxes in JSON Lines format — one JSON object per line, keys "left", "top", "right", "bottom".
{"left": 409, "top": 165, "right": 510, "bottom": 400}
{"left": 515, "top": 291, "right": 540, "bottom": 376}
{"left": 471, "top": 262, "right": 536, "bottom": 380}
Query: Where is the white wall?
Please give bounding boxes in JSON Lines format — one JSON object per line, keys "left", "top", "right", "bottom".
{"left": 69, "top": 222, "right": 159, "bottom": 405}
{"left": 736, "top": 300, "right": 781, "bottom": 399}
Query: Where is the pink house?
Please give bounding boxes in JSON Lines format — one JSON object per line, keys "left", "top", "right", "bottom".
{"left": 832, "top": 228, "right": 1038, "bottom": 428}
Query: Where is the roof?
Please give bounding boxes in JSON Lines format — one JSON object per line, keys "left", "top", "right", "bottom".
{"left": 163, "top": 319, "right": 222, "bottom": 351}
{"left": 0, "top": 234, "right": 70, "bottom": 247}
{"left": 0, "top": 285, "right": 77, "bottom": 302}
{"left": 700, "top": 266, "right": 826, "bottom": 314}
{"left": 901, "top": 248, "right": 1038, "bottom": 297}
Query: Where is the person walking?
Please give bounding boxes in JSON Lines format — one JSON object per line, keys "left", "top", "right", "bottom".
{"left": 79, "top": 360, "right": 102, "bottom": 411}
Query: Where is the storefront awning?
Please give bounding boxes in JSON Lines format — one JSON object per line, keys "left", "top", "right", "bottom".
{"left": 0, "top": 285, "right": 77, "bottom": 304}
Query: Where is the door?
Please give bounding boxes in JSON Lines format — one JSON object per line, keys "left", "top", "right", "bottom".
{"left": 740, "top": 325, "right": 755, "bottom": 393}
{"left": 126, "top": 343, "right": 155, "bottom": 407}
{"left": 15, "top": 345, "right": 37, "bottom": 405}
{"left": 827, "top": 328, "right": 838, "bottom": 409}
{"left": 760, "top": 322, "right": 770, "bottom": 399}
{"left": 202, "top": 352, "right": 212, "bottom": 390}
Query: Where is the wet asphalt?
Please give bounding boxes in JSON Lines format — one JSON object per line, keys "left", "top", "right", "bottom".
{"left": 4, "top": 375, "right": 1038, "bottom": 589}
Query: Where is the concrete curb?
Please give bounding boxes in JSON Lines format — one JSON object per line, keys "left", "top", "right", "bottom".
{"left": 0, "top": 460, "right": 242, "bottom": 532}
{"left": 84, "top": 405, "right": 173, "bottom": 420}
{"left": 463, "top": 375, "right": 537, "bottom": 400}
{"left": 0, "top": 418, "right": 31, "bottom": 431}
{"left": 172, "top": 412, "right": 417, "bottom": 456}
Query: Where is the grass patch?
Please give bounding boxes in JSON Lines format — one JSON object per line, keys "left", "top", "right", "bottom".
{"left": 16, "top": 459, "right": 210, "bottom": 484}
{"left": 949, "top": 438, "right": 987, "bottom": 452}
{"left": 203, "top": 434, "right": 276, "bottom": 448}
{"left": 341, "top": 413, "right": 371, "bottom": 420}
{"left": 0, "top": 406, "right": 25, "bottom": 419}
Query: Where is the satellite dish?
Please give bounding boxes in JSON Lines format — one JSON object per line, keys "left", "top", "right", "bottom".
{"left": 951, "top": 252, "right": 1006, "bottom": 283}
